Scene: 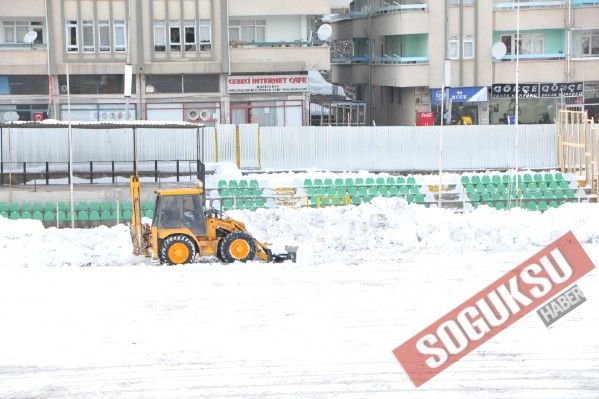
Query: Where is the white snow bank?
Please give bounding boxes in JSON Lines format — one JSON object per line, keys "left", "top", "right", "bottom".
{"left": 2, "top": 199, "right": 598, "bottom": 267}
{"left": 0, "top": 218, "right": 137, "bottom": 267}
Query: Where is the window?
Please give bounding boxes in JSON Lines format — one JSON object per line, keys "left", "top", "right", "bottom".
{"left": 184, "top": 21, "right": 196, "bottom": 51}
{"left": 183, "top": 74, "right": 220, "bottom": 93}
{"left": 229, "top": 19, "right": 266, "bottom": 44}
{"left": 519, "top": 33, "right": 543, "bottom": 54}
{"left": 113, "top": 20, "right": 126, "bottom": 52}
{"left": 169, "top": 21, "right": 181, "bottom": 51}
{"left": 57, "top": 74, "right": 135, "bottom": 94}
{"left": 0, "top": 75, "right": 49, "bottom": 94}
{"left": 98, "top": 20, "right": 110, "bottom": 52}
{"left": 199, "top": 19, "right": 211, "bottom": 52}
{"left": 82, "top": 20, "right": 95, "bottom": 52}
{"left": 153, "top": 21, "right": 166, "bottom": 52}
{"left": 2, "top": 20, "right": 44, "bottom": 44}
{"left": 448, "top": 36, "right": 459, "bottom": 59}
{"left": 65, "top": 20, "right": 78, "bottom": 52}
{"left": 463, "top": 35, "right": 474, "bottom": 58}
{"left": 581, "top": 30, "right": 599, "bottom": 56}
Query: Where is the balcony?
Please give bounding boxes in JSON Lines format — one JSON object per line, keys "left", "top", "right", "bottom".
{"left": 494, "top": 8, "right": 565, "bottom": 29}
{"left": 494, "top": 1, "right": 565, "bottom": 9}
{"left": 0, "top": 43, "right": 48, "bottom": 74}
{"left": 331, "top": 64, "right": 369, "bottom": 85}
{"left": 371, "top": 11, "right": 429, "bottom": 36}
{"left": 494, "top": 58, "right": 565, "bottom": 82}
{"left": 499, "top": 52, "right": 565, "bottom": 61}
{"left": 229, "top": 0, "right": 330, "bottom": 16}
{"left": 371, "top": 55, "right": 429, "bottom": 64}
{"left": 229, "top": 45, "right": 330, "bottom": 73}
{"left": 572, "top": 0, "right": 599, "bottom": 6}
{"left": 371, "top": 63, "right": 430, "bottom": 87}
{"left": 372, "top": 1, "right": 428, "bottom": 15}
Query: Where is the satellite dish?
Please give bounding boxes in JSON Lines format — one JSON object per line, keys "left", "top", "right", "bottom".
{"left": 491, "top": 42, "right": 507, "bottom": 60}
{"left": 23, "top": 31, "right": 38, "bottom": 44}
{"left": 317, "top": 24, "right": 332, "bottom": 42}
{"left": 3, "top": 111, "right": 20, "bottom": 122}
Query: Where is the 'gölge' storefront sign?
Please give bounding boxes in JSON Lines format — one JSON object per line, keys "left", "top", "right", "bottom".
{"left": 492, "top": 82, "right": 584, "bottom": 98}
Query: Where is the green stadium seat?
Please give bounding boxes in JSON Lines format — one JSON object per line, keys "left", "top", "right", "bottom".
{"left": 538, "top": 201, "right": 548, "bottom": 211}
{"left": 482, "top": 192, "right": 492, "bottom": 203}
{"left": 476, "top": 183, "right": 486, "bottom": 193}
{"left": 465, "top": 184, "right": 475, "bottom": 194}
{"left": 559, "top": 181, "right": 570, "bottom": 190}
{"left": 351, "top": 196, "right": 361, "bottom": 206}
{"left": 0, "top": 202, "right": 7, "bottom": 212}
{"left": 21, "top": 202, "right": 32, "bottom": 212}
{"left": 485, "top": 184, "right": 496, "bottom": 193}
{"left": 398, "top": 186, "right": 408, "bottom": 196}
{"left": 523, "top": 174, "right": 533, "bottom": 183}
{"left": 376, "top": 177, "right": 385, "bottom": 186}
{"left": 554, "top": 190, "right": 565, "bottom": 200}
{"left": 219, "top": 188, "right": 231, "bottom": 197}
{"left": 537, "top": 181, "right": 548, "bottom": 190}
{"left": 121, "top": 209, "right": 132, "bottom": 220}
{"left": 20, "top": 211, "right": 32, "bottom": 219}
{"left": 9, "top": 202, "right": 20, "bottom": 213}
{"left": 142, "top": 200, "right": 154, "bottom": 210}
{"left": 345, "top": 178, "right": 354, "bottom": 186}
{"left": 228, "top": 180, "right": 239, "bottom": 189}
{"left": 222, "top": 198, "right": 234, "bottom": 210}
{"left": 100, "top": 202, "right": 112, "bottom": 212}
{"left": 396, "top": 176, "right": 405, "bottom": 185}
{"left": 43, "top": 211, "right": 55, "bottom": 222}
{"left": 380, "top": 187, "right": 390, "bottom": 197}
{"left": 239, "top": 180, "right": 249, "bottom": 188}
{"left": 336, "top": 186, "right": 346, "bottom": 196}
{"left": 389, "top": 186, "right": 399, "bottom": 196}
{"left": 89, "top": 210, "right": 101, "bottom": 221}
{"left": 347, "top": 186, "right": 358, "bottom": 196}
{"left": 368, "top": 186, "right": 378, "bottom": 196}
{"left": 335, "top": 178, "right": 344, "bottom": 187}
{"left": 32, "top": 210, "right": 44, "bottom": 221}
{"left": 495, "top": 202, "right": 506, "bottom": 210}
{"left": 57, "top": 211, "right": 67, "bottom": 222}
{"left": 549, "top": 200, "right": 559, "bottom": 208}
{"left": 121, "top": 201, "right": 132, "bottom": 211}
{"left": 554, "top": 173, "right": 564, "bottom": 182}
{"left": 409, "top": 186, "right": 420, "bottom": 195}
{"left": 544, "top": 173, "right": 554, "bottom": 183}
{"left": 250, "top": 179, "right": 259, "bottom": 188}
{"left": 461, "top": 175, "right": 470, "bottom": 185}
{"left": 492, "top": 175, "right": 501, "bottom": 185}
{"left": 218, "top": 180, "right": 228, "bottom": 189}
{"left": 365, "top": 177, "right": 375, "bottom": 186}
{"left": 565, "top": 189, "right": 576, "bottom": 199}
{"left": 143, "top": 209, "right": 154, "bottom": 218}
{"left": 309, "top": 196, "right": 318, "bottom": 207}
{"left": 66, "top": 211, "right": 76, "bottom": 221}
{"left": 78, "top": 210, "right": 90, "bottom": 221}
{"left": 549, "top": 181, "right": 559, "bottom": 190}
{"left": 471, "top": 175, "right": 481, "bottom": 185}
{"left": 354, "top": 177, "right": 364, "bottom": 186}
{"left": 326, "top": 187, "right": 336, "bottom": 196}
{"left": 361, "top": 195, "right": 373, "bottom": 203}
{"left": 9, "top": 211, "right": 19, "bottom": 220}
{"left": 543, "top": 190, "right": 554, "bottom": 200}
{"left": 502, "top": 175, "right": 511, "bottom": 184}
{"left": 306, "top": 187, "right": 316, "bottom": 196}
{"left": 469, "top": 193, "right": 481, "bottom": 202}
{"left": 100, "top": 210, "right": 112, "bottom": 221}
{"left": 255, "top": 198, "right": 266, "bottom": 208}
{"left": 527, "top": 202, "right": 538, "bottom": 211}
{"left": 407, "top": 176, "right": 417, "bottom": 185}
{"left": 323, "top": 178, "right": 333, "bottom": 187}
{"left": 314, "top": 178, "right": 323, "bottom": 187}
{"left": 88, "top": 202, "right": 100, "bottom": 212}
{"left": 386, "top": 176, "right": 396, "bottom": 186}
{"left": 303, "top": 178, "right": 313, "bottom": 187}
{"left": 534, "top": 174, "right": 543, "bottom": 183}
{"left": 58, "top": 202, "right": 69, "bottom": 212}
{"left": 77, "top": 202, "right": 89, "bottom": 212}
{"left": 482, "top": 175, "right": 491, "bottom": 185}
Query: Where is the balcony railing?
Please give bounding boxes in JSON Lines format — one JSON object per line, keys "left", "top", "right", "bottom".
{"left": 572, "top": 0, "right": 599, "bottom": 5}
{"left": 229, "top": 40, "right": 311, "bottom": 48}
{"left": 500, "top": 52, "right": 565, "bottom": 61}
{"left": 371, "top": 54, "right": 429, "bottom": 64}
{"left": 494, "top": 0, "right": 565, "bottom": 9}
{"left": 0, "top": 43, "right": 47, "bottom": 50}
{"left": 372, "top": 2, "right": 428, "bottom": 15}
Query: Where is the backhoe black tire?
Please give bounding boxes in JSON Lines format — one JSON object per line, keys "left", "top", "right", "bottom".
{"left": 219, "top": 231, "right": 257, "bottom": 263}
{"left": 215, "top": 238, "right": 226, "bottom": 263}
{"left": 158, "top": 235, "right": 197, "bottom": 265}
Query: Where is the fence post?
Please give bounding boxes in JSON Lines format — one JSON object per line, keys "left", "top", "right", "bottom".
{"left": 176, "top": 160, "right": 180, "bottom": 182}
{"left": 154, "top": 160, "right": 158, "bottom": 182}
{"left": 235, "top": 124, "right": 241, "bottom": 169}
{"left": 111, "top": 161, "right": 115, "bottom": 184}
{"left": 23, "top": 162, "right": 26, "bottom": 185}
{"left": 67, "top": 161, "right": 71, "bottom": 184}
{"left": 132, "top": 127, "right": 137, "bottom": 176}
{"left": 90, "top": 161, "right": 93, "bottom": 184}
{"left": 45, "top": 162, "right": 49, "bottom": 185}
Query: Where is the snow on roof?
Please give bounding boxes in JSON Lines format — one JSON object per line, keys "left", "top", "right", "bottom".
{"left": 308, "top": 70, "right": 346, "bottom": 98}
{"left": 0, "top": 120, "right": 205, "bottom": 129}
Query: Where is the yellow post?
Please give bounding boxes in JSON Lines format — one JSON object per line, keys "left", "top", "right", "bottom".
{"left": 235, "top": 125, "right": 241, "bottom": 169}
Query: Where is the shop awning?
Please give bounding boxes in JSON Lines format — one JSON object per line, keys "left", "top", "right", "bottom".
{"left": 431, "top": 86, "right": 488, "bottom": 105}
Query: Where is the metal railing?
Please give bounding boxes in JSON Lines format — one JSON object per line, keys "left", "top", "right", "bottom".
{"left": 494, "top": 1, "right": 565, "bottom": 9}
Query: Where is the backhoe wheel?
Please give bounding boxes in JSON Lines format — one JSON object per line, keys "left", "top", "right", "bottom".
{"left": 219, "top": 231, "right": 257, "bottom": 263}
{"left": 159, "top": 235, "right": 197, "bottom": 265}
{"left": 215, "top": 238, "right": 225, "bottom": 263}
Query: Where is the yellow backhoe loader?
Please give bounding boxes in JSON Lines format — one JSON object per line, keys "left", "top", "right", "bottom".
{"left": 129, "top": 176, "right": 297, "bottom": 265}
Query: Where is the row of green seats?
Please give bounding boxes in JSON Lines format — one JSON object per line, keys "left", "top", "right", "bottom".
{"left": 218, "top": 180, "right": 261, "bottom": 189}
{"left": 469, "top": 189, "right": 576, "bottom": 203}
{"left": 308, "top": 185, "right": 421, "bottom": 197}
{"left": 221, "top": 198, "right": 266, "bottom": 211}
{"left": 465, "top": 180, "right": 572, "bottom": 194}
{"left": 218, "top": 188, "right": 263, "bottom": 198}
{"left": 1, "top": 208, "right": 154, "bottom": 222}
{"left": 473, "top": 200, "right": 567, "bottom": 212}
{"left": 462, "top": 172, "right": 565, "bottom": 186}
{"left": 308, "top": 193, "right": 426, "bottom": 207}
{"left": 0, "top": 201, "right": 153, "bottom": 213}
{"left": 304, "top": 176, "right": 417, "bottom": 188}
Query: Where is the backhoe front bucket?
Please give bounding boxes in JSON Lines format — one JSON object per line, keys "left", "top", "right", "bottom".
{"left": 270, "top": 245, "right": 298, "bottom": 263}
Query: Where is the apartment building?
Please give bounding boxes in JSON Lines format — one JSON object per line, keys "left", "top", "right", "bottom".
{"left": 0, "top": 0, "right": 330, "bottom": 125}
{"left": 330, "top": 0, "right": 599, "bottom": 126}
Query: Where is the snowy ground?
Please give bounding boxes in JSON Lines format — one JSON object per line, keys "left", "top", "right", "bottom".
{"left": 0, "top": 199, "right": 598, "bottom": 398}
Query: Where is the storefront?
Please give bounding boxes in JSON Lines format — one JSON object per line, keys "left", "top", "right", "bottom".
{"left": 489, "top": 82, "right": 584, "bottom": 124}
{"left": 430, "top": 86, "right": 488, "bottom": 125}
{"left": 227, "top": 74, "right": 308, "bottom": 126}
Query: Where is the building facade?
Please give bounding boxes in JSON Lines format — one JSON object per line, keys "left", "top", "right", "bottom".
{"left": 0, "top": 0, "right": 330, "bottom": 125}
{"left": 330, "top": 0, "right": 599, "bottom": 126}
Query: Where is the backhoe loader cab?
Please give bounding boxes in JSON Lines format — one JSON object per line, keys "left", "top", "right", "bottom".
{"left": 130, "top": 176, "right": 297, "bottom": 265}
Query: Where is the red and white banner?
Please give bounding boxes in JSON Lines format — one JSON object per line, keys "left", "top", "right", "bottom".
{"left": 227, "top": 74, "right": 308, "bottom": 94}
{"left": 393, "top": 231, "right": 595, "bottom": 387}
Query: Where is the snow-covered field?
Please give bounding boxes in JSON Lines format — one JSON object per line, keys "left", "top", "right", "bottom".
{"left": 1, "top": 198, "right": 598, "bottom": 398}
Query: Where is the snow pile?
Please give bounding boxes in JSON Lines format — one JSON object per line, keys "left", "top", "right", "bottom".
{"left": 231, "top": 198, "right": 599, "bottom": 264}
{"left": 2, "top": 199, "right": 599, "bottom": 267}
{"left": 0, "top": 218, "right": 136, "bottom": 267}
